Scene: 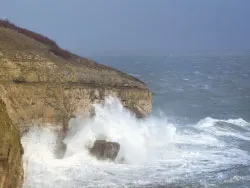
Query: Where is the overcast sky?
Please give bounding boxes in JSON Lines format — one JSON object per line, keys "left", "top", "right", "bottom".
{"left": 1, "top": 0, "right": 250, "bottom": 55}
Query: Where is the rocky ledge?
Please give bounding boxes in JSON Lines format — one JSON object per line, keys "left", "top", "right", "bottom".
{"left": 0, "top": 20, "right": 153, "bottom": 187}
{"left": 0, "top": 20, "right": 152, "bottom": 187}
{"left": 0, "top": 20, "right": 152, "bottom": 133}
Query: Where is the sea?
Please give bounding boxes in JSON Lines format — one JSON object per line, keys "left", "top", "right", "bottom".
{"left": 22, "top": 54, "right": 250, "bottom": 188}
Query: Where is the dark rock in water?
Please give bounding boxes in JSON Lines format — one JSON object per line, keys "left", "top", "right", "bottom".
{"left": 89, "top": 140, "right": 120, "bottom": 160}
{"left": 54, "top": 131, "right": 67, "bottom": 159}
{"left": 104, "top": 141, "right": 120, "bottom": 160}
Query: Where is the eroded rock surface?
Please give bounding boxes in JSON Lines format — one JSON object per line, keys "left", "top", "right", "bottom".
{"left": 0, "top": 20, "right": 152, "bottom": 132}
{"left": 89, "top": 140, "right": 120, "bottom": 160}
{"left": 0, "top": 99, "right": 23, "bottom": 188}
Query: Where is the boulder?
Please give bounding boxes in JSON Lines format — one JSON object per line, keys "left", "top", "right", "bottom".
{"left": 89, "top": 140, "right": 120, "bottom": 160}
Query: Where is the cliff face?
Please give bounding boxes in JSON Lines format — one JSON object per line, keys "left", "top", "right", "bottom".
{"left": 0, "top": 99, "right": 23, "bottom": 188}
{"left": 0, "top": 21, "right": 152, "bottom": 132}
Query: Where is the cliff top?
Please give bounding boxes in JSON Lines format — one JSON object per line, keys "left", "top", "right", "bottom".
{"left": 0, "top": 20, "right": 148, "bottom": 90}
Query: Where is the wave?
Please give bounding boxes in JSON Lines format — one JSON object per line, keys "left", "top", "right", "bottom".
{"left": 22, "top": 97, "right": 250, "bottom": 188}
{"left": 64, "top": 97, "right": 177, "bottom": 164}
{"left": 197, "top": 117, "right": 250, "bottom": 128}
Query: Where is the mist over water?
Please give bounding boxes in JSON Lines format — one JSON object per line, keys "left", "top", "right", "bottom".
{"left": 22, "top": 55, "right": 250, "bottom": 187}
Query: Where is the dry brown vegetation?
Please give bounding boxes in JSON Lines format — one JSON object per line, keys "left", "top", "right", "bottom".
{"left": 0, "top": 19, "right": 74, "bottom": 60}
{"left": 0, "top": 19, "right": 145, "bottom": 85}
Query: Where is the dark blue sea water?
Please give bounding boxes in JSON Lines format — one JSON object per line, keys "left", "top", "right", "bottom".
{"left": 92, "top": 54, "right": 250, "bottom": 187}
{"left": 93, "top": 54, "right": 250, "bottom": 124}
{"left": 23, "top": 54, "right": 250, "bottom": 188}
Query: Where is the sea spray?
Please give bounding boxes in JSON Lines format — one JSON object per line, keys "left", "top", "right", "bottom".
{"left": 22, "top": 97, "right": 250, "bottom": 187}
{"left": 64, "top": 96, "right": 177, "bottom": 164}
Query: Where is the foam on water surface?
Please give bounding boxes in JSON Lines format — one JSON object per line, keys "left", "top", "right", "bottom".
{"left": 22, "top": 97, "right": 250, "bottom": 188}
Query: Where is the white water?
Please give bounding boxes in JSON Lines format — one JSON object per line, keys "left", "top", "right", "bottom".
{"left": 22, "top": 97, "right": 250, "bottom": 188}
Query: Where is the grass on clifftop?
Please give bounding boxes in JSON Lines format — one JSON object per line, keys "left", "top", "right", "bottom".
{"left": 0, "top": 19, "right": 74, "bottom": 60}
{"left": 0, "top": 19, "right": 146, "bottom": 86}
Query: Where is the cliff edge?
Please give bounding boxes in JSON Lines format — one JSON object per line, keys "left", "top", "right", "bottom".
{"left": 0, "top": 99, "right": 23, "bottom": 188}
{"left": 0, "top": 20, "right": 152, "bottom": 132}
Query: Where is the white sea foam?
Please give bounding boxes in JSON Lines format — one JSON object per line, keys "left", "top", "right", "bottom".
{"left": 22, "top": 97, "right": 250, "bottom": 188}
{"left": 64, "top": 97, "right": 176, "bottom": 164}
{"left": 196, "top": 117, "right": 250, "bottom": 128}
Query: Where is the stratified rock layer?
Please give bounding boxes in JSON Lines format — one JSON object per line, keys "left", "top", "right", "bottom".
{"left": 0, "top": 99, "right": 23, "bottom": 188}
{"left": 0, "top": 21, "right": 152, "bottom": 132}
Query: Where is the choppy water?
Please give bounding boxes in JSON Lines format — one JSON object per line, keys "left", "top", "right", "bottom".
{"left": 22, "top": 54, "right": 250, "bottom": 187}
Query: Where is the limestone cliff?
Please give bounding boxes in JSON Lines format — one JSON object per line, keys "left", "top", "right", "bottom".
{"left": 0, "top": 99, "right": 23, "bottom": 188}
{"left": 0, "top": 20, "right": 152, "bottom": 132}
